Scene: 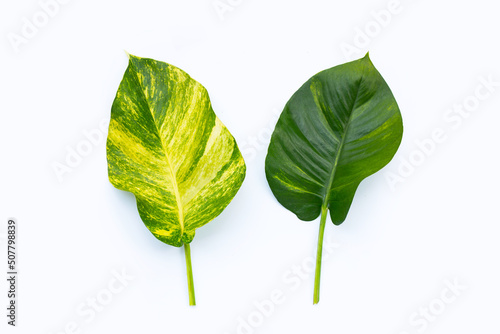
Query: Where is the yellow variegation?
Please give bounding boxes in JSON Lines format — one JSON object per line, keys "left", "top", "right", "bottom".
{"left": 106, "top": 54, "right": 246, "bottom": 305}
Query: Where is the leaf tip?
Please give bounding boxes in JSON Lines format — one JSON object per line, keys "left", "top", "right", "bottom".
{"left": 124, "top": 51, "right": 141, "bottom": 62}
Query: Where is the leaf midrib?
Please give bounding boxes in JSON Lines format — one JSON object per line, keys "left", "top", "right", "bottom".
{"left": 321, "top": 72, "right": 364, "bottom": 211}
{"left": 128, "top": 60, "right": 186, "bottom": 239}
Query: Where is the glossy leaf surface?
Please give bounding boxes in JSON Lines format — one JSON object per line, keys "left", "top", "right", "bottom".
{"left": 265, "top": 54, "right": 403, "bottom": 303}
{"left": 107, "top": 54, "right": 246, "bottom": 247}
{"left": 266, "top": 54, "right": 403, "bottom": 225}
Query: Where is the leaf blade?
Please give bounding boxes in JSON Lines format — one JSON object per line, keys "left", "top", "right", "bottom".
{"left": 107, "top": 54, "right": 246, "bottom": 247}
{"left": 265, "top": 54, "right": 403, "bottom": 225}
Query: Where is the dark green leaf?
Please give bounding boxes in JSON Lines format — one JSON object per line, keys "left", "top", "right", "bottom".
{"left": 265, "top": 53, "right": 403, "bottom": 303}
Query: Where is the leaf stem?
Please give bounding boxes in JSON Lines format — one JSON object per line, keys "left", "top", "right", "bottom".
{"left": 184, "top": 243, "right": 196, "bottom": 306}
{"left": 313, "top": 205, "right": 328, "bottom": 304}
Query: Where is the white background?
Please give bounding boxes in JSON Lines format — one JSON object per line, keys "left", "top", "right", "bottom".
{"left": 1, "top": 0, "right": 500, "bottom": 333}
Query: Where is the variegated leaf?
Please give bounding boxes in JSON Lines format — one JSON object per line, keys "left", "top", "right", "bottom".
{"left": 106, "top": 54, "right": 246, "bottom": 248}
